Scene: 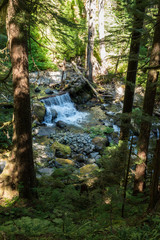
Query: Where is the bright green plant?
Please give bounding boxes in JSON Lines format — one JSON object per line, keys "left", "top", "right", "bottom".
{"left": 85, "top": 126, "right": 114, "bottom": 138}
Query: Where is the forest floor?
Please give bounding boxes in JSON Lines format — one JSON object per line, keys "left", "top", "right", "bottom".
{"left": 0, "top": 68, "right": 160, "bottom": 240}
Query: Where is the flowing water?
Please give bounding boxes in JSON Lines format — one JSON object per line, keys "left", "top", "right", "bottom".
{"left": 41, "top": 93, "right": 89, "bottom": 127}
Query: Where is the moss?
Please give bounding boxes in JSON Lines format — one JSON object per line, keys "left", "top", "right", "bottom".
{"left": 80, "top": 164, "right": 99, "bottom": 176}
{"left": 55, "top": 158, "right": 75, "bottom": 166}
{"left": 51, "top": 141, "right": 71, "bottom": 157}
{"left": 32, "top": 101, "right": 45, "bottom": 122}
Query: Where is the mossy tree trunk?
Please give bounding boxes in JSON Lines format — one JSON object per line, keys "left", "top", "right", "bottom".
{"left": 133, "top": 4, "right": 160, "bottom": 194}
{"left": 0, "top": 0, "right": 36, "bottom": 200}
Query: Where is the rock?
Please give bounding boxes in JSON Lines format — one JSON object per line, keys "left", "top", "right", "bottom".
{"left": 35, "top": 87, "right": 41, "bottom": 93}
{"left": 51, "top": 109, "right": 58, "bottom": 120}
{"left": 88, "top": 159, "right": 96, "bottom": 164}
{"left": 32, "top": 101, "right": 46, "bottom": 122}
{"left": 56, "top": 120, "right": 67, "bottom": 128}
{"left": 90, "top": 106, "right": 106, "bottom": 120}
{"left": 45, "top": 88, "right": 54, "bottom": 94}
{"left": 92, "top": 136, "right": 109, "bottom": 153}
{"left": 73, "top": 154, "right": 87, "bottom": 163}
{"left": 89, "top": 152, "right": 99, "bottom": 159}
{"left": 37, "top": 167, "right": 54, "bottom": 178}
{"left": 55, "top": 158, "right": 75, "bottom": 166}
{"left": 51, "top": 141, "right": 71, "bottom": 158}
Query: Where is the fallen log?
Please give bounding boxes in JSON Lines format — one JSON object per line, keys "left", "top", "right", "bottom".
{"left": 71, "top": 61, "right": 103, "bottom": 103}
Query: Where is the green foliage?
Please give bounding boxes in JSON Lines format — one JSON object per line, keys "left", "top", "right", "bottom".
{"left": 52, "top": 0, "right": 86, "bottom": 61}
{"left": 85, "top": 126, "right": 114, "bottom": 138}
{"left": 28, "top": 27, "right": 58, "bottom": 71}
{"left": 0, "top": 165, "right": 158, "bottom": 240}
{"left": 99, "top": 141, "right": 128, "bottom": 186}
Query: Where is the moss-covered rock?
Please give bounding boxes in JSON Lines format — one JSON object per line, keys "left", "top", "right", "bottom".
{"left": 51, "top": 141, "right": 71, "bottom": 158}
{"left": 32, "top": 101, "right": 46, "bottom": 122}
{"left": 55, "top": 158, "right": 75, "bottom": 166}
{"left": 92, "top": 136, "right": 109, "bottom": 153}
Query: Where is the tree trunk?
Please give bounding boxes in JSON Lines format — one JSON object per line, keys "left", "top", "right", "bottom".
{"left": 148, "top": 139, "right": 160, "bottom": 210}
{"left": 120, "top": 0, "right": 145, "bottom": 140}
{"left": 86, "top": 0, "right": 96, "bottom": 82}
{"left": 98, "top": 0, "right": 107, "bottom": 75}
{"left": 0, "top": 0, "right": 36, "bottom": 200}
{"left": 133, "top": 4, "right": 160, "bottom": 194}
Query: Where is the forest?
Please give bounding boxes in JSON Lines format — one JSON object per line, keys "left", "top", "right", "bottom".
{"left": 0, "top": 0, "right": 160, "bottom": 239}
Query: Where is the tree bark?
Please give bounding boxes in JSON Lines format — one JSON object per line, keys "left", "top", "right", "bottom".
{"left": 120, "top": 0, "right": 145, "bottom": 140}
{"left": 98, "top": 0, "right": 107, "bottom": 75}
{"left": 86, "top": 0, "right": 96, "bottom": 82}
{"left": 148, "top": 139, "right": 160, "bottom": 210}
{"left": 0, "top": 0, "right": 36, "bottom": 199}
{"left": 133, "top": 4, "right": 160, "bottom": 194}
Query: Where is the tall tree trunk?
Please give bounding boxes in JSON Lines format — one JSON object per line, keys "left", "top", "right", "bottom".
{"left": 98, "top": 0, "right": 107, "bottom": 75}
{"left": 0, "top": 0, "right": 36, "bottom": 199}
{"left": 133, "top": 5, "right": 160, "bottom": 194}
{"left": 86, "top": 0, "right": 96, "bottom": 82}
{"left": 120, "top": 0, "right": 145, "bottom": 140}
{"left": 148, "top": 139, "right": 160, "bottom": 210}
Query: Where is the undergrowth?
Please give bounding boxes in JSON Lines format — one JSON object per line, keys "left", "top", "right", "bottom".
{"left": 0, "top": 165, "right": 159, "bottom": 240}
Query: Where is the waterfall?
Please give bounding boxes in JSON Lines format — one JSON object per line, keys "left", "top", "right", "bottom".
{"left": 41, "top": 93, "right": 88, "bottom": 126}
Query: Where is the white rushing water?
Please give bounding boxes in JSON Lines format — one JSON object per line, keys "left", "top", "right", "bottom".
{"left": 41, "top": 93, "right": 89, "bottom": 127}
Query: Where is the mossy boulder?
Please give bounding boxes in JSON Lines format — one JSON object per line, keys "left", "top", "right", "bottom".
{"left": 32, "top": 101, "right": 45, "bottom": 122}
{"left": 92, "top": 136, "right": 109, "bottom": 153}
{"left": 51, "top": 141, "right": 71, "bottom": 158}
{"left": 55, "top": 158, "right": 75, "bottom": 166}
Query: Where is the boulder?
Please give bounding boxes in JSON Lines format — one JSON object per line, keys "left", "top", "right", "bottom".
{"left": 51, "top": 109, "right": 58, "bottom": 120}
{"left": 51, "top": 141, "right": 71, "bottom": 158}
{"left": 73, "top": 154, "right": 87, "bottom": 163}
{"left": 32, "top": 101, "right": 46, "bottom": 122}
{"left": 56, "top": 120, "right": 67, "bottom": 128}
{"left": 92, "top": 136, "right": 109, "bottom": 153}
{"left": 34, "top": 87, "right": 41, "bottom": 93}
{"left": 37, "top": 168, "right": 54, "bottom": 178}
{"left": 55, "top": 158, "right": 75, "bottom": 166}
{"left": 45, "top": 88, "right": 53, "bottom": 94}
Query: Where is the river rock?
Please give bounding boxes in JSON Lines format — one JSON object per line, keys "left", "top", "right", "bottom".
{"left": 45, "top": 88, "right": 54, "bottom": 94}
{"left": 73, "top": 154, "right": 87, "bottom": 163}
{"left": 35, "top": 87, "right": 41, "bottom": 93}
{"left": 55, "top": 158, "right": 75, "bottom": 166}
{"left": 32, "top": 101, "right": 46, "bottom": 122}
{"left": 51, "top": 141, "right": 71, "bottom": 158}
{"left": 51, "top": 109, "right": 58, "bottom": 120}
{"left": 89, "top": 152, "right": 99, "bottom": 159}
{"left": 56, "top": 120, "right": 67, "bottom": 128}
